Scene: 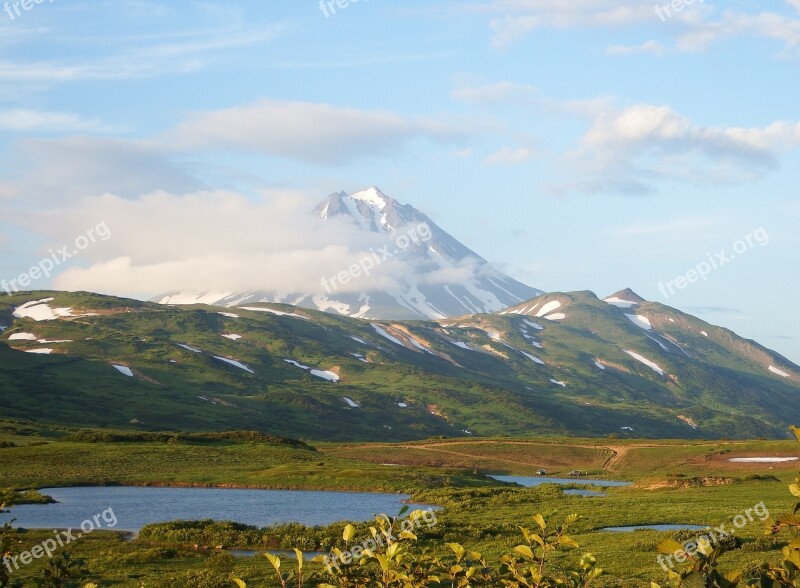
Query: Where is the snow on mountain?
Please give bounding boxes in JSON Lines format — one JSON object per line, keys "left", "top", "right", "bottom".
{"left": 158, "top": 187, "right": 542, "bottom": 320}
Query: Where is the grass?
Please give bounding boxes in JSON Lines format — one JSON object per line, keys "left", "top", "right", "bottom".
{"left": 2, "top": 430, "right": 799, "bottom": 586}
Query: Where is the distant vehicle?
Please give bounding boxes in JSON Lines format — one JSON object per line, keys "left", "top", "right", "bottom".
{"left": 536, "top": 469, "right": 547, "bottom": 475}
{"left": 568, "top": 470, "right": 582, "bottom": 477}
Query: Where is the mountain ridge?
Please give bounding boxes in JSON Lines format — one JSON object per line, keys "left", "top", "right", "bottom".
{"left": 2, "top": 288, "right": 798, "bottom": 441}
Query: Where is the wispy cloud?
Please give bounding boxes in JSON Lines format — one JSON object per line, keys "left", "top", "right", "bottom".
{"left": 0, "top": 110, "right": 113, "bottom": 133}
{"left": 163, "top": 100, "right": 469, "bottom": 165}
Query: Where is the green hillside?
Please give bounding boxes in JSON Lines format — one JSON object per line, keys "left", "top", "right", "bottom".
{"left": 1, "top": 289, "right": 798, "bottom": 440}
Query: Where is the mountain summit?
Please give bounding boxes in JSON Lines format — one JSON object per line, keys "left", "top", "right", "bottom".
{"left": 158, "top": 187, "right": 542, "bottom": 319}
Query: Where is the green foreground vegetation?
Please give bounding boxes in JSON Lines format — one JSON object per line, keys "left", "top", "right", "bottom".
{"left": 1, "top": 423, "right": 800, "bottom": 586}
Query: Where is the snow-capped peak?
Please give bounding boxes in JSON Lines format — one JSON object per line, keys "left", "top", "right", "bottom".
{"left": 349, "top": 186, "right": 389, "bottom": 210}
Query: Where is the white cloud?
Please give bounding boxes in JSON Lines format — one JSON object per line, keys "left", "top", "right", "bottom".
{"left": 2, "top": 137, "right": 202, "bottom": 201}
{"left": 606, "top": 40, "right": 665, "bottom": 56}
{"left": 164, "top": 100, "right": 468, "bottom": 165}
{"left": 471, "top": 0, "right": 800, "bottom": 54}
{"left": 26, "top": 189, "right": 439, "bottom": 298}
{"left": 485, "top": 146, "right": 538, "bottom": 165}
{"left": 0, "top": 110, "right": 111, "bottom": 133}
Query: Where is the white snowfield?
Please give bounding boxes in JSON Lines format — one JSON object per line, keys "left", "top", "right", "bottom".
{"left": 397, "top": 402, "right": 408, "bottom": 408}
{"left": 37, "top": 339, "right": 73, "bottom": 344}
{"left": 9, "top": 333, "right": 37, "bottom": 341}
{"left": 729, "top": 457, "right": 798, "bottom": 463}
{"left": 112, "top": 364, "right": 133, "bottom": 377}
{"left": 160, "top": 292, "right": 233, "bottom": 306}
{"left": 212, "top": 356, "right": 254, "bottom": 374}
{"left": 624, "top": 350, "right": 665, "bottom": 376}
{"left": 342, "top": 396, "right": 359, "bottom": 408}
{"left": 218, "top": 312, "right": 240, "bottom": 319}
{"left": 522, "top": 319, "right": 544, "bottom": 331}
{"left": 550, "top": 379, "right": 567, "bottom": 387}
{"left": 222, "top": 334, "right": 243, "bottom": 341}
{"left": 535, "top": 301, "right": 562, "bottom": 318}
{"left": 450, "top": 341, "right": 472, "bottom": 350}
{"left": 604, "top": 297, "right": 639, "bottom": 308}
{"left": 177, "top": 344, "right": 202, "bottom": 353}
{"left": 239, "top": 307, "right": 309, "bottom": 320}
{"left": 594, "top": 361, "right": 606, "bottom": 370}
{"left": 13, "top": 299, "right": 75, "bottom": 321}
{"left": 25, "top": 348, "right": 53, "bottom": 355}
{"left": 351, "top": 336, "right": 367, "bottom": 344}
{"left": 769, "top": 365, "right": 790, "bottom": 378}
{"left": 311, "top": 369, "right": 339, "bottom": 382}
{"left": 625, "top": 314, "right": 652, "bottom": 331}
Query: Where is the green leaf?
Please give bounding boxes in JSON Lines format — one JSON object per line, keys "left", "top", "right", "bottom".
{"left": 514, "top": 545, "right": 535, "bottom": 560}
{"left": 294, "top": 548, "right": 304, "bottom": 571}
{"left": 343, "top": 524, "right": 356, "bottom": 543}
{"left": 682, "top": 572, "right": 707, "bottom": 588}
{"left": 657, "top": 539, "right": 685, "bottom": 556}
{"left": 263, "top": 552, "right": 281, "bottom": 572}
{"left": 447, "top": 543, "right": 465, "bottom": 561}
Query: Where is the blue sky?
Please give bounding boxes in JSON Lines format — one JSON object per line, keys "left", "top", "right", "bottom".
{"left": 0, "top": 0, "right": 798, "bottom": 362}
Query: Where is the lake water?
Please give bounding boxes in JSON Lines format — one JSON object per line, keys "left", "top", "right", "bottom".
{"left": 0, "top": 487, "right": 434, "bottom": 533}
{"left": 490, "top": 475, "right": 632, "bottom": 489}
{"left": 600, "top": 524, "right": 707, "bottom": 532}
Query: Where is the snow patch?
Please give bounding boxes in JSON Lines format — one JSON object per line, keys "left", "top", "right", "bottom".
{"left": 550, "top": 379, "right": 567, "bottom": 387}
{"left": 342, "top": 396, "right": 359, "bottom": 408}
{"left": 218, "top": 312, "right": 240, "bottom": 319}
{"left": 38, "top": 339, "right": 73, "bottom": 344}
{"left": 623, "top": 350, "right": 664, "bottom": 376}
{"left": 729, "top": 457, "right": 797, "bottom": 463}
{"left": 284, "top": 359, "right": 309, "bottom": 370}
{"left": 520, "top": 351, "right": 545, "bottom": 365}
{"left": 240, "top": 307, "right": 309, "bottom": 320}
{"left": 311, "top": 369, "right": 339, "bottom": 382}
{"left": 222, "top": 334, "right": 242, "bottom": 341}
{"left": 212, "top": 356, "right": 254, "bottom": 373}
{"left": 535, "top": 301, "right": 562, "bottom": 318}
{"left": 112, "top": 364, "right": 133, "bottom": 376}
{"left": 13, "top": 300, "right": 75, "bottom": 322}
{"left": 25, "top": 348, "right": 53, "bottom": 355}
{"left": 351, "top": 336, "right": 367, "bottom": 344}
{"left": 604, "top": 297, "right": 638, "bottom": 308}
{"left": 700, "top": 331, "right": 708, "bottom": 337}
{"left": 769, "top": 365, "right": 790, "bottom": 378}
{"left": 397, "top": 402, "right": 408, "bottom": 408}
{"left": 372, "top": 324, "right": 405, "bottom": 346}
{"left": 543, "top": 313, "right": 566, "bottom": 321}
{"left": 177, "top": 344, "right": 202, "bottom": 353}
{"left": 625, "top": 314, "right": 652, "bottom": 331}
{"left": 594, "top": 361, "right": 606, "bottom": 370}
{"left": 9, "top": 333, "right": 37, "bottom": 341}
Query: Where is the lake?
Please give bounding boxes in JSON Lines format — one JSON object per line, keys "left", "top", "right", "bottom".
{"left": 490, "top": 475, "right": 632, "bottom": 488}
{"left": 0, "top": 486, "right": 434, "bottom": 532}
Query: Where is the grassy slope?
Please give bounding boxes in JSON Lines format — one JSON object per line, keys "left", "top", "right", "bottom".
{"left": 2, "top": 290, "right": 800, "bottom": 442}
